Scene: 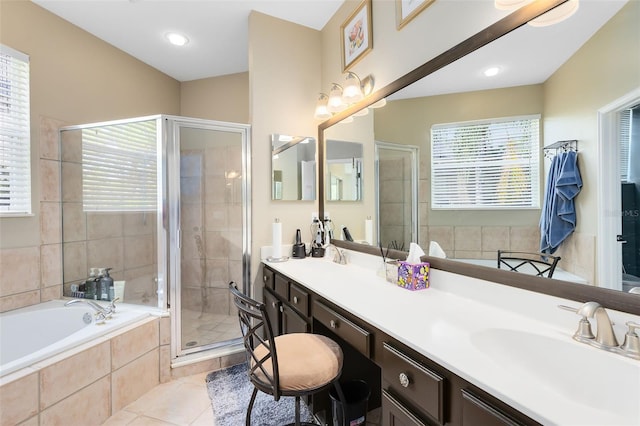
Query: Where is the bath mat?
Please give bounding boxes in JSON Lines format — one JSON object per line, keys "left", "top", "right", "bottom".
{"left": 206, "top": 363, "right": 315, "bottom": 425}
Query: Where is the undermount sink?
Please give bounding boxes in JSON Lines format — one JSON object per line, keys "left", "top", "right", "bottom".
{"left": 470, "top": 328, "right": 640, "bottom": 423}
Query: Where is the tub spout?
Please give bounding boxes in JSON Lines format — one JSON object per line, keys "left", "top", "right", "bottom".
{"left": 65, "top": 299, "right": 107, "bottom": 315}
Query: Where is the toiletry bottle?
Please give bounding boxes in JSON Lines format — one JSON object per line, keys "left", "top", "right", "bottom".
{"left": 100, "top": 268, "right": 113, "bottom": 301}
{"left": 342, "top": 226, "right": 354, "bottom": 242}
{"left": 85, "top": 268, "right": 97, "bottom": 299}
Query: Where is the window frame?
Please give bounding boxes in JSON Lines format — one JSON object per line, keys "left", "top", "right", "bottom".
{"left": 0, "top": 44, "right": 32, "bottom": 217}
{"left": 430, "top": 114, "right": 541, "bottom": 210}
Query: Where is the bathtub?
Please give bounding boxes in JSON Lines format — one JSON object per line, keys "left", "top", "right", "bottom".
{"left": 0, "top": 299, "right": 151, "bottom": 377}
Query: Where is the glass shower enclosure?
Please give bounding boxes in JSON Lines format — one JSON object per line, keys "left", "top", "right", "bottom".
{"left": 60, "top": 115, "right": 250, "bottom": 360}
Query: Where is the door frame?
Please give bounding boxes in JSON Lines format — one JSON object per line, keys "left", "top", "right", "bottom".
{"left": 597, "top": 88, "right": 640, "bottom": 290}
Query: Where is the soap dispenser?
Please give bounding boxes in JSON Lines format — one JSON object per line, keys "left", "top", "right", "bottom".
{"left": 292, "top": 229, "right": 306, "bottom": 258}
{"left": 100, "top": 268, "right": 114, "bottom": 301}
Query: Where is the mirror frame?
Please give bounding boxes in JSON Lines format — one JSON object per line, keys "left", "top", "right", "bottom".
{"left": 318, "top": 0, "right": 640, "bottom": 316}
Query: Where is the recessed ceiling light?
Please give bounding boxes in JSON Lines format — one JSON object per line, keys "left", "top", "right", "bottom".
{"left": 165, "top": 32, "right": 189, "bottom": 46}
{"left": 484, "top": 67, "right": 501, "bottom": 77}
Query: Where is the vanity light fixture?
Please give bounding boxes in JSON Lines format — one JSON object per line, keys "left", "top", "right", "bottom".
{"left": 314, "top": 93, "right": 332, "bottom": 120}
{"left": 494, "top": 0, "right": 579, "bottom": 27}
{"left": 315, "top": 72, "right": 383, "bottom": 120}
{"left": 342, "top": 72, "right": 364, "bottom": 103}
{"left": 327, "top": 83, "right": 347, "bottom": 113}
{"left": 165, "top": 32, "right": 189, "bottom": 46}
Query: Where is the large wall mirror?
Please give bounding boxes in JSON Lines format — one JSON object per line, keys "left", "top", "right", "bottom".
{"left": 271, "top": 134, "right": 316, "bottom": 201}
{"left": 319, "top": 0, "right": 640, "bottom": 314}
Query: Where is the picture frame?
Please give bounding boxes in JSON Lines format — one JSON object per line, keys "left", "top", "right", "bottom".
{"left": 396, "top": 0, "right": 435, "bottom": 30}
{"left": 341, "top": 0, "right": 373, "bottom": 72}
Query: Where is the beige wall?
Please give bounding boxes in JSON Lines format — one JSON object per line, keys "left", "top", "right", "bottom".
{"left": 248, "top": 12, "right": 322, "bottom": 300}
{"left": 180, "top": 72, "right": 249, "bottom": 123}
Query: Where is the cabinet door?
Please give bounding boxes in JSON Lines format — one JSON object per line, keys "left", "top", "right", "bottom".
{"left": 382, "top": 390, "right": 431, "bottom": 426}
{"left": 263, "top": 288, "right": 282, "bottom": 336}
{"left": 461, "top": 390, "right": 523, "bottom": 426}
{"left": 283, "top": 304, "right": 310, "bottom": 334}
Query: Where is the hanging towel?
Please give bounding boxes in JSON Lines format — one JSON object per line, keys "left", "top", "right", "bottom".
{"left": 540, "top": 151, "right": 582, "bottom": 254}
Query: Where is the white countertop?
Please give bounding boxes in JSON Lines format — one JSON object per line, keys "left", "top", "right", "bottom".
{"left": 263, "top": 249, "right": 640, "bottom": 426}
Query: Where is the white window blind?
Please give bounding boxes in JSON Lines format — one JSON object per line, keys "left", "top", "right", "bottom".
{"left": 0, "top": 45, "right": 31, "bottom": 216}
{"left": 82, "top": 120, "right": 157, "bottom": 212}
{"left": 619, "top": 108, "right": 630, "bottom": 182}
{"left": 431, "top": 115, "right": 540, "bottom": 209}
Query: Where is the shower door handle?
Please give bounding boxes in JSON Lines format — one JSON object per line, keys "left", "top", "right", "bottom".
{"left": 617, "top": 235, "right": 627, "bottom": 244}
{"left": 177, "top": 228, "right": 182, "bottom": 248}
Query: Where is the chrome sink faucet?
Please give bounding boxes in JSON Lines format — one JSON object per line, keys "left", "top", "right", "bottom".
{"left": 559, "top": 302, "right": 640, "bottom": 359}
{"left": 65, "top": 298, "right": 118, "bottom": 323}
{"left": 575, "top": 301, "right": 619, "bottom": 348}
{"left": 326, "top": 244, "right": 347, "bottom": 265}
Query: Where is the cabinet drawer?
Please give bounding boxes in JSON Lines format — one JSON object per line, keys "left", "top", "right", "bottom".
{"left": 274, "top": 274, "right": 289, "bottom": 299}
{"left": 313, "top": 301, "right": 371, "bottom": 357}
{"left": 262, "top": 267, "right": 275, "bottom": 290}
{"left": 383, "top": 343, "right": 444, "bottom": 424}
{"left": 461, "top": 389, "right": 524, "bottom": 426}
{"left": 289, "top": 283, "right": 309, "bottom": 317}
{"left": 382, "top": 390, "right": 430, "bottom": 426}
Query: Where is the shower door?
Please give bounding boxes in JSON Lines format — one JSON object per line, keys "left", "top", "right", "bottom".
{"left": 167, "top": 117, "right": 250, "bottom": 358}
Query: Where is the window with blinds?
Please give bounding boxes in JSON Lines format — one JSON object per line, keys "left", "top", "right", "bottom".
{"left": 0, "top": 45, "right": 31, "bottom": 216}
{"left": 619, "top": 108, "right": 630, "bottom": 182}
{"left": 82, "top": 120, "right": 158, "bottom": 212}
{"left": 431, "top": 115, "right": 540, "bottom": 209}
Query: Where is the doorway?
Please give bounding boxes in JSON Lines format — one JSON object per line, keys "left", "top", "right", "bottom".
{"left": 598, "top": 89, "right": 640, "bottom": 291}
{"left": 374, "top": 141, "right": 419, "bottom": 250}
{"left": 167, "top": 117, "right": 251, "bottom": 359}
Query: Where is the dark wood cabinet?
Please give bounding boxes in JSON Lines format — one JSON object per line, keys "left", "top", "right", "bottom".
{"left": 261, "top": 263, "right": 538, "bottom": 426}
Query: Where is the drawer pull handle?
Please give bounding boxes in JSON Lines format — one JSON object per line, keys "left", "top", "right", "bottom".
{"left": 330, "top": 320, "right": 337, "bottom": 329}
{"left": 263, "top": 275, "right": 267, "bottom": 282}
{"left": 293, "top": 296, "right": 299, "bottom": 304}
{"left": 271, "top": 302, "right": 277, "bottom": 308}
{"left": 399, "top": 372, "right": 410, "bottom": 388}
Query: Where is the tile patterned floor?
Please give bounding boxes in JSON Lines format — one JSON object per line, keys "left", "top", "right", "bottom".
{"left": 102, "top": 370, "right": 382, "bottom": 425}
{"left": 181, "top": 309, "right": 241, "bottom": 350}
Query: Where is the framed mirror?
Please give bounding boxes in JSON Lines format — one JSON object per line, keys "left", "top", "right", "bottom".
{"left": 271, "top": 134, "right": 316, "bottom": 201}
{"left": 318, "top": 0, "right": 640, "bottom": 314}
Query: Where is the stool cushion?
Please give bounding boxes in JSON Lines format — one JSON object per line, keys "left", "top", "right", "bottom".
{"left": 253, "top": 333, "right": 343, "bottom": 392}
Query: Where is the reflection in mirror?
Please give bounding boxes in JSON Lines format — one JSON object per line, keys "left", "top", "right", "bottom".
{"left": 375, "top": 141, "right": 418, "bottom": 252}
{"left": 321, "top": 1, "right": 640, "bottom": 293}
{"left": 271, "top": 134, "right": 316, "bottom": 201}
{"left": 326, "top": 140, "right": 363, "bottom": 201}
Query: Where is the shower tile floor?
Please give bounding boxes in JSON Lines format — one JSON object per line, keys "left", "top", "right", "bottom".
{"left": 181, "top": 309, "right": 241, "bottom": 349}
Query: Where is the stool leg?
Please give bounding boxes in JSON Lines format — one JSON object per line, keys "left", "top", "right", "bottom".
{"left": 295, "top": 395, "right": 301, "bottom": 426}
{"left": 246, "top": 386, "right": 259, "bottom": 426}
{"left": 332, "top": 380, "right": 348, "bottom": 426}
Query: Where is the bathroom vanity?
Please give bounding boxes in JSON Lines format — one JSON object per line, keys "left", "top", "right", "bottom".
{"left": 261, "top": 249, "right": 640, "bottom": 426}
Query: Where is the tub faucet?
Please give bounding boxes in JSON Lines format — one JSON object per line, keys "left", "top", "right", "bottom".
{"left": 576, "top": 301, "right": 619, "bottom": 349}
{"left": 65, "top": 299, "right": 109, "bottom": 322}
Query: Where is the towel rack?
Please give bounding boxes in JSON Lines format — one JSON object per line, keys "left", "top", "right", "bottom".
{"left": 543, "top": 139, "right": 578, "bottom": 160}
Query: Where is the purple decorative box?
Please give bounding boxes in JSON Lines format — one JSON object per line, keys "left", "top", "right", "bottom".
{"left": 397, "top": 261, "right": 430, "bottom": 290}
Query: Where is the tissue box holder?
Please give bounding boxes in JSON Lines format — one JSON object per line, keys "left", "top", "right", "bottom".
{"left": 397, "top": 261, "right": 430, "bottom": 290}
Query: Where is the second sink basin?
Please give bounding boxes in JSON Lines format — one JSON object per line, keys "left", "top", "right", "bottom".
{"left": 470, "top": 327, "right": 639, "bottom": 424}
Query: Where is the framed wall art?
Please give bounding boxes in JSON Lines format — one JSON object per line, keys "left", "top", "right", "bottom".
{"left": 396, "top": 0, "right": 435, "bottom": 30}
{"left": 341, "top": 0, "right": 373, "bottom": 71}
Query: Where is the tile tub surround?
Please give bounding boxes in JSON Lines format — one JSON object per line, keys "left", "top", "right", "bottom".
{"left": 263, "top": 250, "right": 640, "bottom": 425}
{"left": 0, "top": 315, "right": 169, "bottom": 425}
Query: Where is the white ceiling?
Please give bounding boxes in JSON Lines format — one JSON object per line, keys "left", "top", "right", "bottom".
{"left": 33, "top": 0, "right": 345, "bottom": 82}
{"left": 32, "top": 0, "right": 628, "bottom": 94}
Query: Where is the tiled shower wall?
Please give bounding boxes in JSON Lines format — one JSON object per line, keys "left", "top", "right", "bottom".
{"left": 378, "top": 156, "right": 412, "bottom": 250}
{"left": 0, "top": 117, "right": 66, "bottom": 313}
{"left": 180, "top": 146, "right": 243, "bottom": 316}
